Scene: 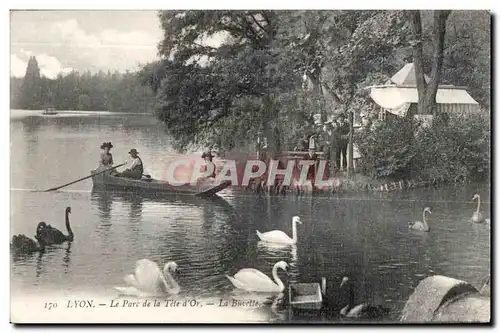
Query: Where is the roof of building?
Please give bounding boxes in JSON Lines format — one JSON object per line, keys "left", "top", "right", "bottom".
{"left": 370, "top": 86, "right": 479, "bottom": 110}
{"left": 389, "top": 63, "right": 431, "bottom": 86}
{"left": 369, "top": 63, "right": 479, "bottom": 110}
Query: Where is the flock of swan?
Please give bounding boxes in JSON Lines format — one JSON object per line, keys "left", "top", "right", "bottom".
{"left": 114, "top": 218, "right": 302, "bottom": 297}
{"left": 11, "top": 206, "right": 74, "bottom": 253}
{"left": 10, "top": 192, "right": 490, "bottom": 320}
{"left": 408, "top": 194, "right": 490, "bottom": 232}
{"left": 113, "top": 215, "right": 383, "bottom": 318}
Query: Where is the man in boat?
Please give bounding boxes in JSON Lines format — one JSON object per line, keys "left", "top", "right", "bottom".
{"left": 117, "top": 148, "right": 143, "bottom": 179}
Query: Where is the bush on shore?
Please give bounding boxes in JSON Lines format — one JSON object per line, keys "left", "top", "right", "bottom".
{"left": 355, "top": 112, "right": 490, "bottom": 183}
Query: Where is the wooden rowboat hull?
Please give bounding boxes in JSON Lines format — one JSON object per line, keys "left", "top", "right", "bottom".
{"left": 90, "top": 169, "right": 230, "bottom": 196}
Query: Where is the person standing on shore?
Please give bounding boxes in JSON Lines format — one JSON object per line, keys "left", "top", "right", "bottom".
{"left": 336, "top": 113, "right": 351, "bottom": 171}
{"left": 295, "top": 133, "right": 310, "bottom": 152}
{"left": 320, "top": 121, "right": 337, "bottom": 178}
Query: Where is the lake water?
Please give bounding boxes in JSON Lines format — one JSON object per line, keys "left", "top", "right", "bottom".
{"left": 10, "top": 111, "right": 491, "bottom": 323}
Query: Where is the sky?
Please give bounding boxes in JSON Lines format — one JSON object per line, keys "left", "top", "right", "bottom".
{"left": 10, "top": 10, "right": 164, "bottom": 78}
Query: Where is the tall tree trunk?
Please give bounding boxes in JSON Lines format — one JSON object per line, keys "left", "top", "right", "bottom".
{"left": 262, "top": 95, "right": 281, "bottom": 159}
{"left": 425, "top": 10, "right": 451, "bottom": 116}
{"left": 408, "top": 10, "right": 428, "bottom": 115}
{"left": 408, "top": 10, "right": 451, "bottom": 116}
{"left": 307, "top": 70, "right": 327, "bottom": 123}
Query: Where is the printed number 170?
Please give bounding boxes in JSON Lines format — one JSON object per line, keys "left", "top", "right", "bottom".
{"left": 44, "top": 302, "right": 58, "bottom": 310}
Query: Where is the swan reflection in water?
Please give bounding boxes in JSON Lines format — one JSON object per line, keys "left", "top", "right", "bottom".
{"left": 229, "top": 289, "right": 288, "bottom": 321}
{"left": 256, "top": 242, "right": 299, "bottom": 282}
{"left": 62, "top": 242, "right": 72, "bottom": 274}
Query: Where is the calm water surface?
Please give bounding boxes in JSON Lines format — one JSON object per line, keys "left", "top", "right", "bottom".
{"left": 10, "top": 111, "right": 491, "bottom": 323}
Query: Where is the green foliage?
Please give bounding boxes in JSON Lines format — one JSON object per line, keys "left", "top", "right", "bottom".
{"left": 144, "top": 11, "right": 306, "bottom": 154}
{"left": 11, "top": 64, "right": 155, "bottom": 113}
{"left": 355, "top": 114, "right": 490, "bottom": 182}
{"left": 19, "top": 56, "right": 42, "bottom": 109}
{"left": 355, "top": 117, "right": 420, "bottom": 178}
{"left": 421, "top": 10, "right": 490, "bottom": 109}
{"left": 141, "top": 9, "right": 490, "bottom": 165}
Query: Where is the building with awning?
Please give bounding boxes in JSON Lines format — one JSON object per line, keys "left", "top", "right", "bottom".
{"left": 367, "top": 63, "right": 481, "bottom": 121}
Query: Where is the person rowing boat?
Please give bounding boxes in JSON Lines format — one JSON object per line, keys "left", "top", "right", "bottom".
{"left": 116, "top": 148, "right": 143, "bottom": 179}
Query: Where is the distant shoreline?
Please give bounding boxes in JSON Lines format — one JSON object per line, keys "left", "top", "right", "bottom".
{"left": 10, "top": 109, "right": 153, "bottom": 117}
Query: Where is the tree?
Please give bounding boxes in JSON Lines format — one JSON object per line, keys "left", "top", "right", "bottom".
{"left": 142, "top": 11, "right": 303, "bottom": 155}
{"left": 140, "top": 10, "right": 490, "bottom": 156}
{"left": 19, "top": 56, "right": 42, "bottom": 109}
{"left": 440, "top": 10, "right": 490, "bottom": 109}
{"left": 10, "top": 66, "right": 155, "bottom": 113}
{"left": 407, "top": 10, "right": 451, "bottom": 116}
{"left": 278, "top": 10, "right": 412, "bottom": 119}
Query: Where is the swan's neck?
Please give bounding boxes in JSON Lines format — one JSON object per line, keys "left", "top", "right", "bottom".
{"left": 292, "top": 220, "right": 298, "bottom": 242}
{"left": 272, "top": 264, "right": 285, "bottom": 291}
{"left": 348, "top": 284, "right": 355, "bottom": 309}
{"left": 37, "top": 239, "right": 45, "bottom": 251}
{"left": 476, "top": 196, "right": 481, "bottom": 214}
{"left": 422, "top": 211, "right": 429, "bottom": 228}
{"left": 165, "top": 271, "right": 180, "bottom": 292}
{"left": 66, "top": 211, "right": 74, "bottom": 241}
{"left": 342, "top": 283, "right": 355, "bottom": 313}
{"left": 163, "top": 265, "right": 180, "bottom": 293}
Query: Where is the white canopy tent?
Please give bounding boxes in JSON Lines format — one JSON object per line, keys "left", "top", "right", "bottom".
{"left": 368, "top": 63, "right": 481, "bottom": 118}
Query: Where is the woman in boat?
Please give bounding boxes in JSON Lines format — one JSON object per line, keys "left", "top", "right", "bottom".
{"left": 118, "top": 148, "right": 143, "bottom": 179}
{"left": 99, "top": 142, "right": 114, "bottom": 167}
{"left": 99, "top": 141, "right": 118, "bottom": 175}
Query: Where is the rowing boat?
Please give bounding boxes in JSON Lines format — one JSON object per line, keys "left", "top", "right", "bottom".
{"left": 90, "top": 169, "right": 231, "bottom": 196}
{"left": 42, "top": 108, "right": 58, "bottom": 115}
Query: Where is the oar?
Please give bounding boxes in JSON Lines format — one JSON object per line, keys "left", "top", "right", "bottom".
{"left": 44, "top": 163, "right": 127, "bottom": 192}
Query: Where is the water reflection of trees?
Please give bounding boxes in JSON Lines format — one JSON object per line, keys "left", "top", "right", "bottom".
{"left": 13, "top": 114, "right": 167, "bottom": 146}
{"left": 89, "top": 190, "right": 241, "bottom": 295}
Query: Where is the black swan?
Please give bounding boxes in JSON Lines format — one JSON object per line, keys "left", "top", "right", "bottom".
{"left": 339, "top": 277, "right": 390, "bottom": 319}
{"left": 36, "top": 207, "right": 74, "bottom": 245}
{"left": 11, "top": 234, "right": 46, "bottom": 254}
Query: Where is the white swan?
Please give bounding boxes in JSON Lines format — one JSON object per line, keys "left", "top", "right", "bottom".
{"left": 472, "top": 194, "right": 486, "bottom": 223}
{"left": 113, "top": 259, "right": 180, "bottom": 296}
{"left": 256, "top": 216, "right": 302, "bottom": 244}
{"left": 408, "top": 207, "right": 431, "bottom": 232}
{"left": 226, "top": 261, "right": 289, "bottom": 292}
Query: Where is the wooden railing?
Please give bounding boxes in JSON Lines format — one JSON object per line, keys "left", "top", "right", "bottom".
{"left": 282, "top": 151, "right": 325, "bottom": 159}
